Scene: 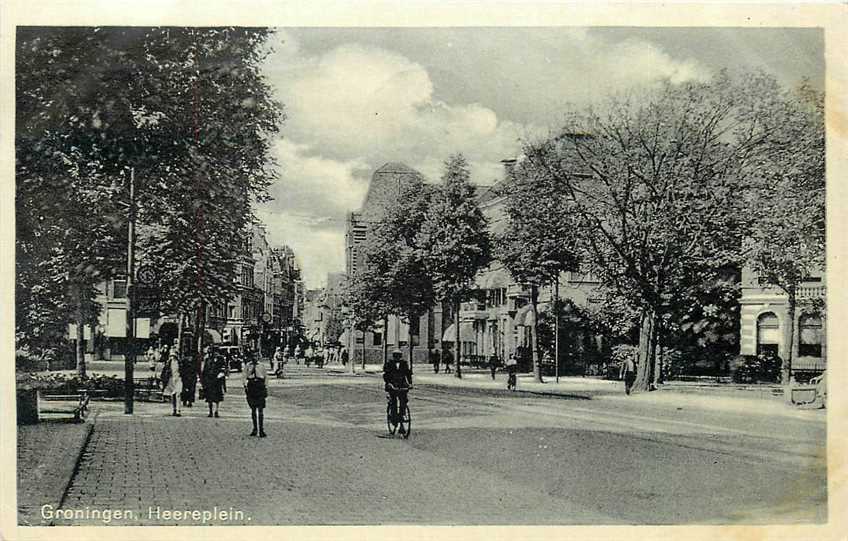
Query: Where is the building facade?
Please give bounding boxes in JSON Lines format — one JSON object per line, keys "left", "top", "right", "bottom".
{"left": 344, "top": 163, "right": 434, "bottom": 363}
{"left": 739, "top": 267, "right": 826, "bottom": 380}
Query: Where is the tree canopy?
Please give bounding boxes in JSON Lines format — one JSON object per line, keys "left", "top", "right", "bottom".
{"left": 16, "top": 27, "right": 284, "bottom": 363}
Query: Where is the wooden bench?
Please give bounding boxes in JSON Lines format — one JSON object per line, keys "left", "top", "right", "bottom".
{"left": 38, "top": 392, "right": 90, "bottom": 422}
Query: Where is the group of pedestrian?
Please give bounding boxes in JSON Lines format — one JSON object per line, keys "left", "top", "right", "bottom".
{"left": 150, "top": 342, "right": 269, "bottom": 435}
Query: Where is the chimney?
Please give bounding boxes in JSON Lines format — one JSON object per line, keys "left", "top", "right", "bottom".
{"left": 501, "top": 158, "right": 517, "bottom": 178}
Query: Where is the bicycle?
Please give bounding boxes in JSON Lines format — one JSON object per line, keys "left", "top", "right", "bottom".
{"left": 506, "top": 370, "right": 517, "bottom": 391}
{"left": 385, "top": 383, "right": 412, "bottom": 438}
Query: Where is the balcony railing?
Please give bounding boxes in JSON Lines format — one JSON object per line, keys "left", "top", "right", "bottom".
{"left": 797, "top": 286, "right": 826, "bottom": 299}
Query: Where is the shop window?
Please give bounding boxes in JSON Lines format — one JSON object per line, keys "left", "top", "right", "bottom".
{"left": 756, "top": 312, "right": 780, "bottom": 356}
{"left": 798, "top": 314, "right": 823, "bottom": 357}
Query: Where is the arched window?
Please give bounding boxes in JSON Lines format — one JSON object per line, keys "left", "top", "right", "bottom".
{"left": 756, "top": 312, "right": 780, "bottom": 357}
{"left": 798, "top": 314, "right": 823, "bottom": 357}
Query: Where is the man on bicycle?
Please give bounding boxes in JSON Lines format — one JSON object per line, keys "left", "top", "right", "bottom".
{"left": 383, "top": 349, "right": 412, "bottom": 433}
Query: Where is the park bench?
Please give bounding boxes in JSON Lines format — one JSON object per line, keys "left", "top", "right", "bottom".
{"left": 38, "top": 391, "right": 90, "bottom": 422}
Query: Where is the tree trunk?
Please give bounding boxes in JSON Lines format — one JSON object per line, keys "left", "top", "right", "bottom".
{"left": 75, "top": 306, "right": 86, "bottom": 377}
{"left": 632, "top": 307, "right": 658, "bottom": 394}
{"left": 454, "top": 299, "right": 462, "bottom": 379}
{"left": 653, "top": 316, "right": 663, "bottom": 387}
{"left": 783, "top": 292, "right": 797, "bottom": 385}
{"left": 176, "top": 312, "right": 185, "bottom": 357}
{"left": 407, "top": 313, "right": 415, "bottom": 374}
{"left": 531, "top": 284, "right": 543, "bottom": 383}
{"left": 382, "top": 317, "right": 389, "bottom": 367}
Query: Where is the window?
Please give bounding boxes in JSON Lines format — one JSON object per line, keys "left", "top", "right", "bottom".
{"left": 798, "top": 314, "right": 823, "bottom": 357}
{"left": 228, "top": 305, "right": 236, "bottom": 319}
{"left": 112, "top": 280, "right": 127, "bottom": 299}
{"left": 373, "top": 332, "right": 382, "bottom": 346}
{"left": 355, "top": 335, "right": 364, "bottom": 345}
{"left": 756, "top": 312, "right": 780, "bottom": 356}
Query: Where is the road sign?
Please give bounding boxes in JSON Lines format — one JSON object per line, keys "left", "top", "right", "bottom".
{"left": 136, "top": 264, "right": 158, "bottom": 285}
{"left": 134, "top": 285, "right": 161, "bottom": 318}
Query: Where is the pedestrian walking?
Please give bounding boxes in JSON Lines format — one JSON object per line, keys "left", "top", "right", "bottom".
{"left": 294, "top": 344, "right": 302, "bottom": 365}
{"left": 443, "top": 348, "right": 453, "bottom": 374}
{"left": 201, "top": 346, "right": 226, "bottom": 418}
{"left": 243, "top": 352, "right": 268, "bottom": 437}
{"left": 179, "top": 352, "right": 197, "bottom": 408}
{"left": 505, "top": 352, "right": 518, "bottom": 391}
{"left": 161, "top": 349, "right": 182, "bottom": 416}
{"left": 340, "top": 347, "right": 349, "bottom": 366}
{"left": 489, "top": 354, "right": 500, "bottom": 380}
{"left": 431, "top": 348, "right": 441, "bottom": 374}
{"left": 273, "top": 346, "right": 285, "bottom": 378}
{"left": 620, "top": 349, "right": 637, "bottom": 395}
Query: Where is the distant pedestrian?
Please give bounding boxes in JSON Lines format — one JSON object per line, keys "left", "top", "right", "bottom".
{"left": 489, "top": 354, "right": 500, "bottom": 380}
{"left": 620, "top": 350, "right": 637, "bottom": 395}
{"left": 431, "top": 349, "right": 441, "bottom": 374}
{"left": 243, "top": 352, "right": 268, "bottom": 437}
{"left": 273, "top": 346, "right": 285, "bottom": 378}
{"left": 341, "top": 347, "right": 349, "bottom": 366}
{"left": 443, "top": 349, "right": 453, "bottom": 374}
{"left": 294, "top": 344, "right": 302, "bottom": 365}
{"left": 179, "top": 352, "right": 197, "bottom": 408}
{"left": 505, "top": 353, "right": 518, "bottom": 391}
{"left": 201, "top": 346, "right": 226, "bottom": 418}
{"left": 161, "top": 349, "right": 182, "bottom": 416}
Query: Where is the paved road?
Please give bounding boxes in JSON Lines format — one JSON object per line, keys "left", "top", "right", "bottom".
{"left": 55, "top": 366, "right": 826, "bottom": 526}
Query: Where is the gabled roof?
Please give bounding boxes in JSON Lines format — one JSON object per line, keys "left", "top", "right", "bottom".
{"left": 374, "top": 162, "right": 420, "bottom": 175}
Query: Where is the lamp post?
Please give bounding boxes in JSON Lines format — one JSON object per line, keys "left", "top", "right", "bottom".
{"left": 124, "top": 167, "right": 136, "bottom": 415}
{"left": 554, "top": 275, "right": 560, "bottom": 384}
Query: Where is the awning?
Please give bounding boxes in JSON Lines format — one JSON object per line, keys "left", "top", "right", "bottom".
{"left": 514, "top": 304, "right": 536, "bottom": 327}
{"left": 205, "top": 329, "right": 223, "bottom": 343}
{"left": 442, "top": 322, "right": 475, "bottom": 342}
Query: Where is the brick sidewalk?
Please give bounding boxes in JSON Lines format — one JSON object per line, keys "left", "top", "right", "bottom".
{"left": 52, "top": 383, "right": 613, "bottom": 526}
{"left": 17, "top": 421, "right": 92, "bottom": 525}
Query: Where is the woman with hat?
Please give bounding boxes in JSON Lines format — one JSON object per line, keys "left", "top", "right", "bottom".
{"left": 201, "top": 345, "right": 226, "bottom": 418}
{"left": 162, "top": 348, "right": 183, "bottom": 416}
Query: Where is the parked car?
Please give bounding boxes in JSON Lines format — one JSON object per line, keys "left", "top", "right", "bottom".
{"left": 212, "top": 345, "right": 243, "bottom": 372}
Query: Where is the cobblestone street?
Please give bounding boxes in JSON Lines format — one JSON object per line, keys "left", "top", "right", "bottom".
{"left": 51, "top": 368, "right": 826, "bottom": 526}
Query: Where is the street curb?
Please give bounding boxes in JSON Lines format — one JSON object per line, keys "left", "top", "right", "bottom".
{"left": 51, "top": 422, "right": 93, "bottom": 526}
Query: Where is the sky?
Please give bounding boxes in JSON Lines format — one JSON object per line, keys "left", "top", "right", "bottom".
{"left": 254, "top": 27, "right": 824, "bottom": 289}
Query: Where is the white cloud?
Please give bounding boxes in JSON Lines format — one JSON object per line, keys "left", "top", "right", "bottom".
{"left": 254, "top": 208, "right": 347, "bottom": 290}
{"left": 258, "top": 29, "right": 712, "bottom": 287}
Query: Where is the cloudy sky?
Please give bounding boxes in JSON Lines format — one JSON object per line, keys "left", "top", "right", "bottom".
{"left": 255, "top": 27, "right": 823, "bottom": 289}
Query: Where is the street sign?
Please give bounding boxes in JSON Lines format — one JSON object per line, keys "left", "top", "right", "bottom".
{"left": 136, "top": 264, "right": 159, "bottom": 285}
{"left": 134, "top": 285, "right": 161, "bottom": 318}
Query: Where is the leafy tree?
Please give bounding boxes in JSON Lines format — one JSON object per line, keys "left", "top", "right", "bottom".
{"left": 15, "top": 27, "right": 284, "bottom": 373}
{"left": 499, "top": 158, "right": 582, "bottom": 382}
{"left": 417, "top": 155, "right": 490, "bottom": 378}
{"left": 520, "top": 73, "right": 783, "bottom": 393}
{"left": 745, "top": 81, "right": 825, "bottom": 383}
{"left": 364, "top": 177, "right": 435, "bottom": 366}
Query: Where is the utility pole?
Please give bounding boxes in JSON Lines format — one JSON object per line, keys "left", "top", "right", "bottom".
{"left": 124, "top": 167, "right": 136, "bottom": 415}
{"left": 554, "top": 275, "right": 560, "bottom": 384}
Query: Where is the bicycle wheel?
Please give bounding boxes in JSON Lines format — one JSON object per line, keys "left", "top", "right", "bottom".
{"left": 386, "top": 400, "right": 398, "bottom": 435}
{"left": 400, "top": 404, "right": 411, "bottom": 439}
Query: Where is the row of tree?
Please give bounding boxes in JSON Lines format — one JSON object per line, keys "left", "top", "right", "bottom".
{"left": 16, "top": 27, "right": 284, "bottom": 372}
{"left": 346, "top": 71, "right": 824, "bottom": 391}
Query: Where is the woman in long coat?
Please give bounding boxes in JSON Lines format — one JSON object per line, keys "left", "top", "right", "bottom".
{"left": 179, "top": 352, "right": 197, "bottom": 408}
{"left": 201, "top": 346, "right": 226, "bottom": 417}
{"left": 162, "top": 349, "right": 182, "bottom": 416}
